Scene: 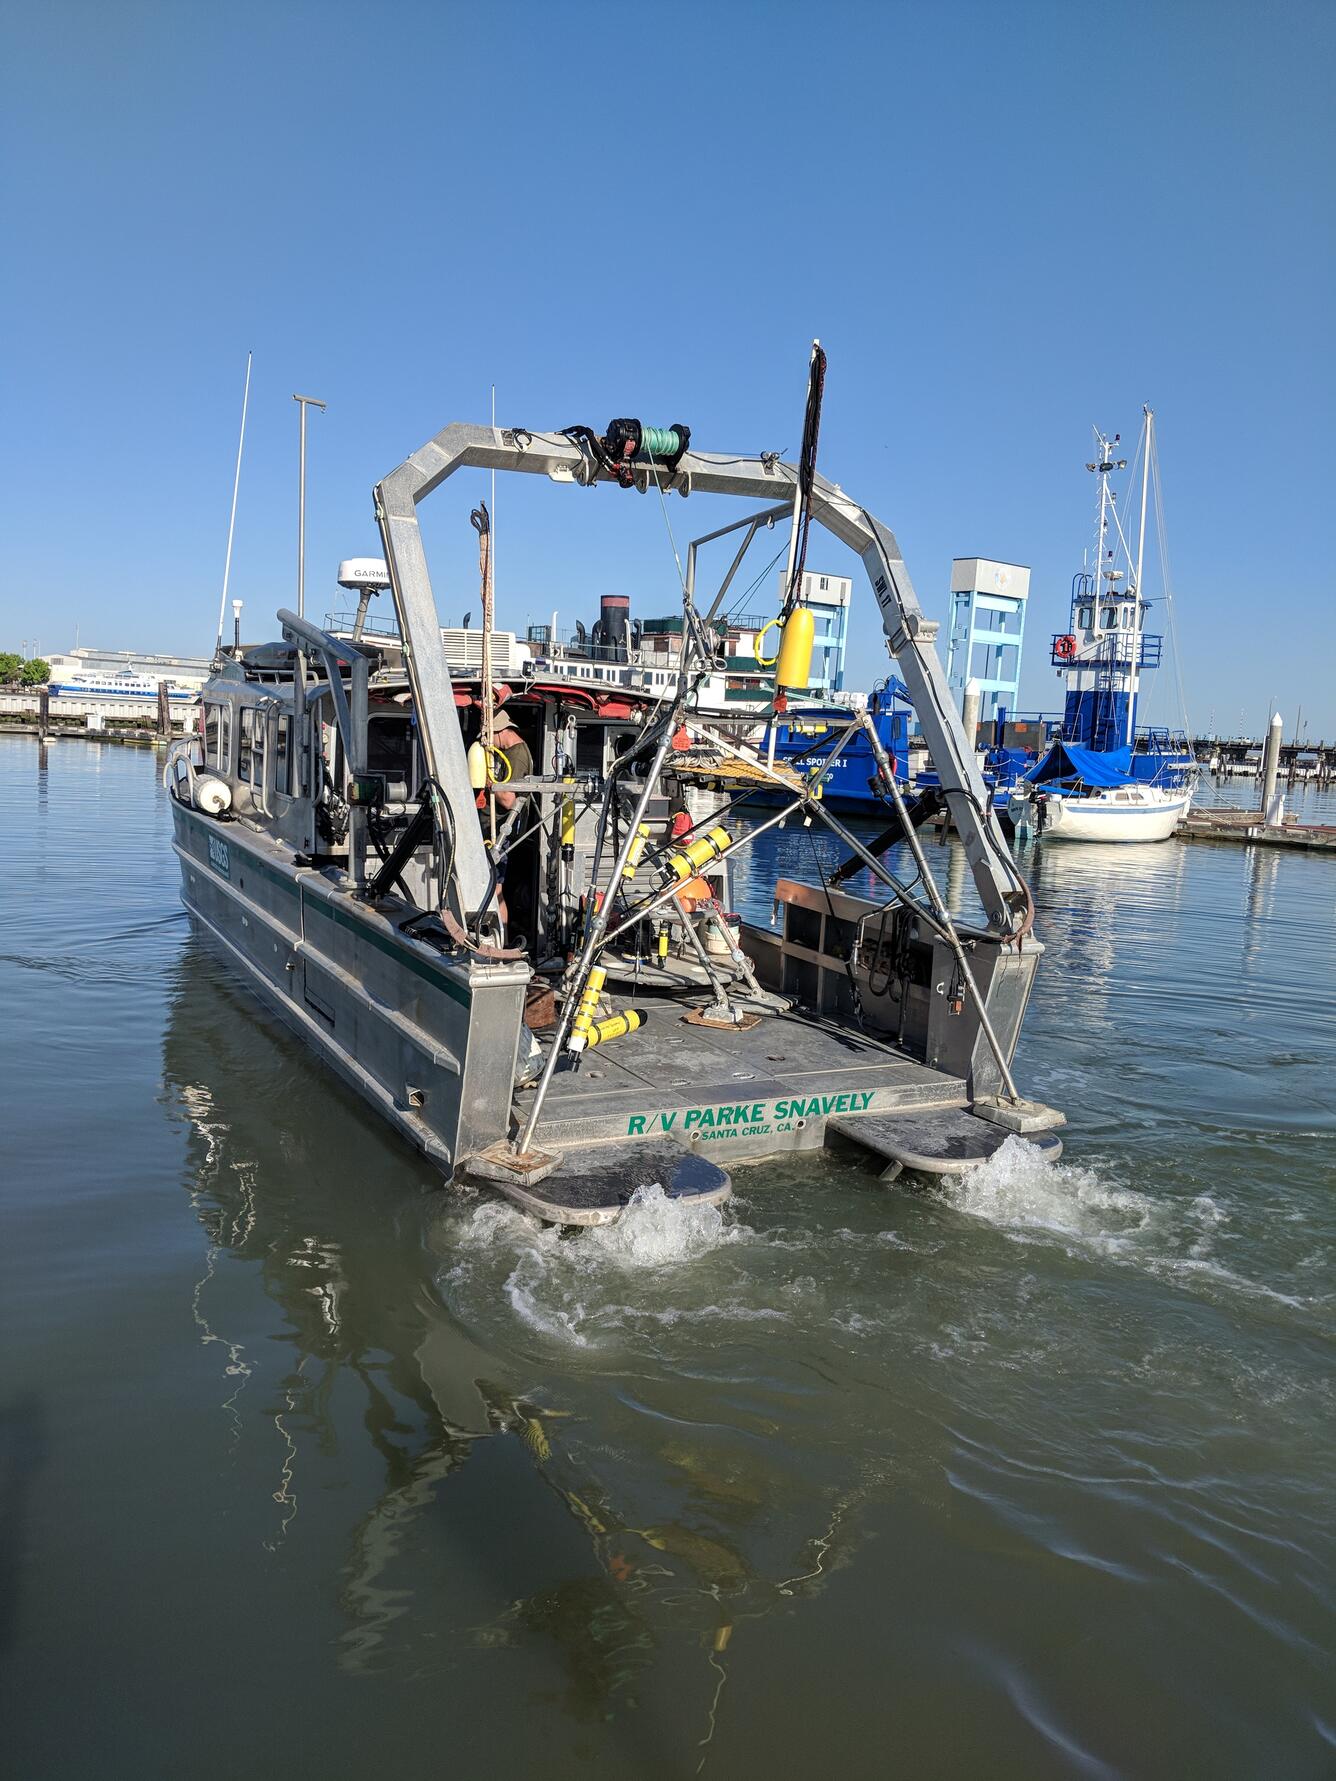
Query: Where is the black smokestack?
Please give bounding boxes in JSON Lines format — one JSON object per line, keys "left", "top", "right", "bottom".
{"left": 600, "top": 594, "right": 630, "bottom": 662}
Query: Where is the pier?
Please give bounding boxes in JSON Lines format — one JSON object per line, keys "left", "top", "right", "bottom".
{"left": 1195, "top": 733, "right": 1336, "bottom": 785}
{"left": 1176, "top": 807, "right": 1336, "bottom": 852}
{"left": 0, "top": 681, "right": 189, "bottom": 744}
{"left": 1178, "top": 714, "right": 1336, "bottom": 850}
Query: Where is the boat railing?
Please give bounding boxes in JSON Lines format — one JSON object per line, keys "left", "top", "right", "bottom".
{"left": 325, "top": 608, "right": 402, "bottom": 639}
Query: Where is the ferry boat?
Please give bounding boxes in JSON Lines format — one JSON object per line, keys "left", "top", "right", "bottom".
{"left": 50, "top": 667, "right": 200, "bottom": 701}
{"left": 165, "top": 386, "right": 1063, "bottom": 1224}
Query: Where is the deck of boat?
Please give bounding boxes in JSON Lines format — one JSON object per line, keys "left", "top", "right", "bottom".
{"left": 516, "top": 1008, "right": 967, "bottom": 1156}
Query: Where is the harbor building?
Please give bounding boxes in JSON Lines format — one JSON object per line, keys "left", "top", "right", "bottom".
{"left": 527, "top": 569, "right": 855, "bottom": 710}
{"left": 945, "top": 558, "right": 1031, "bottom": 731}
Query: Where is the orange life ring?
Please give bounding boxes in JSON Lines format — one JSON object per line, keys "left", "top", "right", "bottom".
{"left": 1054, "top": 634, "right": 1077, "bottom": 660}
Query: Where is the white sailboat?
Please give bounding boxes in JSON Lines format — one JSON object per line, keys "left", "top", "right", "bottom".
{"left": 1024, "top": 775, "right": 1191, "bottom": 841}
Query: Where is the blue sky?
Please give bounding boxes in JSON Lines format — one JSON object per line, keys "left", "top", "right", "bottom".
{"left": 3, "top": 0, "right": 1332, "bottom": 739}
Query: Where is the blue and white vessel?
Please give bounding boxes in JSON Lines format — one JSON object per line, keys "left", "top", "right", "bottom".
{"left": 49, "top": 667, "right": 199, "bottom": 702}
{"left": 759, "top": 678, "right": 912, "bottom": 815}
{"left": 1012, "top": 407, "right": 1195, "bottom": 842}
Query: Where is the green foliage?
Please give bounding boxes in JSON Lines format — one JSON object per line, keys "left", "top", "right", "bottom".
{"left": 20, "top": 658, "right": 51, "bottom": 685}
{"left": 0, "top": 651, "right": 21, "bottom": 684}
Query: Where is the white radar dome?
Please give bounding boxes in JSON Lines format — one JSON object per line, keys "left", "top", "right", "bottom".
{"left": 337, "top": 557, "right": 391, "bottom": 592}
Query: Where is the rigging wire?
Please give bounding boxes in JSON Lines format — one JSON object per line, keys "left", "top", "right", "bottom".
{"left": 721, "top": 539, "right": 792, "bottom": 626}
{"left": 641, "top": 436, "right": 689, "bottom": 596}
{"left": 895, "top": 634, "right": 1035, "bottom": 934}
{"left": 1151, "top": 428, "right": 1194, "bottom": 747}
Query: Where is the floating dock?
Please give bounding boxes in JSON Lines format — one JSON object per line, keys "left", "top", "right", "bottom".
{"left": 1175, "top": 807, "right": 1336, "bottom": 852}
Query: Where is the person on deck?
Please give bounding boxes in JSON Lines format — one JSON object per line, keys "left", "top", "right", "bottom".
{"left": 478, "top": 709, "right": 532, "bottom": 934}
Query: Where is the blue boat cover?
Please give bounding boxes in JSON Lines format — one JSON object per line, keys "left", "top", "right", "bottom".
{"left": 1026, "top": 741, "right": 1137, "bottom": 788}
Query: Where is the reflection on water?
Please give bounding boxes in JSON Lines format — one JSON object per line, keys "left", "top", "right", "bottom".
{"left": 3, "top": 740, "right": 1336, "bottom": 1779}
{"left": 161, "top": 955, "right": 878, "bottom": 1748}
{"left": 1243, "top": 844, "right": 1281, "bottom": 969}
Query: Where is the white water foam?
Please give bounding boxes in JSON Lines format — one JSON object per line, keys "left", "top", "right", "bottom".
{"left": 446, "top": 1185, "right": 756, "bottom": 1348}
{"left": 937, "top": 1138, "right": 1309, "bottom": 1311}
{"left": 940, "top": 1136, "right": 1155, "bottom": 1242}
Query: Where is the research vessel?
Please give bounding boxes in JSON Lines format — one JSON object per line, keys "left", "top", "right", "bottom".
{"left": 166, "top": 366, "right": 1062, "bottom": 1222}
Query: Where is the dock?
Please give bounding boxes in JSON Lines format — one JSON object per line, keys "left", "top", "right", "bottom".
{"left": 1176, "top": 807, "right": 1336, "bottom": 852}
{"left": 0, "top": 721, "right": 172, "bottom": 747}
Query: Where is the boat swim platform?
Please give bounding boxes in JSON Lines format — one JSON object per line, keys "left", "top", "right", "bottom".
{"left": 827, "top": 1108, "right": 1063, "bottom": 1180}
{"left": 514, "top": 1008, "right": 971, "bottom": 1159}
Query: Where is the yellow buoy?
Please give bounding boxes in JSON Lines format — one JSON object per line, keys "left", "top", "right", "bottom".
{"left": 668, "top": 825, "right": 731, "bottom": 882}
{"left": 622, "top": 822, "right": 651, "bottom": 881}
{"left": 775, "top": 606, "right": 815, "bottom": 691}
{"left": 560, "top": 780, "right": 576, "bottom": 847}
{"left": 583, "top": 1009, "right": 644, "bottom": 1048}
{"left": 567, "top": 965, "right": 607, "bottom": 1052}
{"left": 467, "top": 739, "right": 487, "bottom": 789}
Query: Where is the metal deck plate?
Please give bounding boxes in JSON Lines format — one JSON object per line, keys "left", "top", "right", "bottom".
{"left": 475, "top": 1139, "right": 731, "bottom": 1228}
{"left": 828, "top": 1109, "right": 1063, "bottom": 1176}
{"left": 517, "top": 1010, "right": 966, "bottom": 1150}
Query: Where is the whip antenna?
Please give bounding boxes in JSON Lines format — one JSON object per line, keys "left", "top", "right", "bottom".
{"left": 214, "top": 351, "right": 252, "bottom": 654}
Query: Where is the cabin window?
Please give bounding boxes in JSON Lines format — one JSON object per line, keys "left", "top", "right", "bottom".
{"left": 204, "top": 703, "right": 220, "bottom": 767}
{"left": 367, "top": 714, "right": 413, "bottom": 795}
{"left": 219, "top": 706, "right": 232, "bottom": 774}
{"left": 274, "top": 713, "right": 290, "bottom": 794}
{"left": 324, "top": 716, "right": 344, "bottom": 787}
{"left": 1101, "top": 607, "right": 1116, "bottom": 629}
{"left": 1077, "top": 606, "right": 1092, "bottom": 630}
{"left": 238, "top": 708, "right": 253, "bottom": 780}
{"left": 574, "top": 724, "right": 603, "bottom": 773}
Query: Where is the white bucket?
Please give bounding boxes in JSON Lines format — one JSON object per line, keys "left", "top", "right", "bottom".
{"left": 701, "top": 914, "right": 741, "bottom": 959}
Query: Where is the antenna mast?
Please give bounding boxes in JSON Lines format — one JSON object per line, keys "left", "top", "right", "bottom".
{"left": 1128, "top": 405, "right": 1153, "bottom": 746}
{"left": 293, "top": 392, "right": 327, "bottom": 619}
{"left": 214, "top": 352, "right": 252, "bottom": 654}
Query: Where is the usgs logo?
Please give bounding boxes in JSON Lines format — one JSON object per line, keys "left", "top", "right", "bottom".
{"left": 207, "top": 834, "right": 230, "bottom": 879}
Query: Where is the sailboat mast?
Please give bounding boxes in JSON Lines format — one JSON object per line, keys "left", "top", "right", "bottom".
{"left": 1093, "top": 429, "right": 1110, "bottom": 741}
{"left": 1128, "top": 406, "right": 1153, "bottom": 746}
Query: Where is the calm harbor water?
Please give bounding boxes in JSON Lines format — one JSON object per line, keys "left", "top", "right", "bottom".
{"left": 2, "top": 737, "right": 1334, "bottom": 1779}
